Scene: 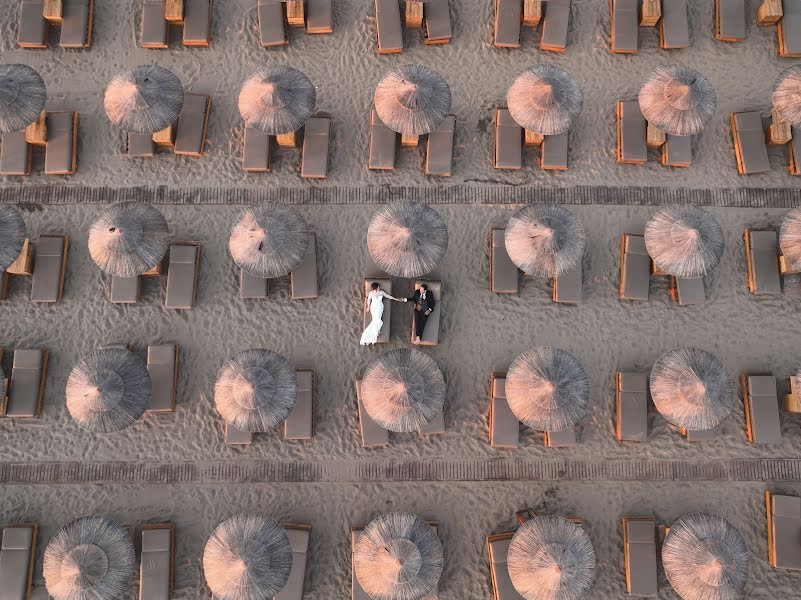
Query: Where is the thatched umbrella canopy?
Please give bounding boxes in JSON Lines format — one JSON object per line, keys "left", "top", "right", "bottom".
{"left": 354, "top": 513, "right": 443, "bottom": 600}
{"left": 663, "top": 513, "right": 749, "bottom": 600}
{"left": 215, "top": 349, "right": 298, "bottom": 432}
{"left": 0, "top": 204, "right": 26, "bottom": 271}
{"left": 505, "top": 347, "right": 590, "bottom": 432}
{"left": 0, "top": 64, "right": 46, "bottom": 133}
{"left": 88, "top": 201, "right": 169, "bottom": 277}
{"left": 238, "top": 66, "right": 316, "bottom": 135}
{"left": 374, "top": 64, "right": 451, "bottom": 135}
{"left": 639, "top": 65, "right": 717, "bottom": 136}
{"left": 507, "top": 65, "right": 583, "bottom": 135}
{"left": 361, "top": 348, "right": 446, "bottom": 433}
{"left": 103, "top": 65, "right": 184, "bottom": 134}
{"left": 367, "top": 202, "right": 448, "bottom": 278}
{"left": 505, "top": 205, "right": 585, "bottom": 277}
{"left": 772, "top": 66, "right": 801, "bottom": 127}
{"left": 779, "top": 206, "right": 801, "bottom": 271}
{"left": 43, "top": 516, "right": 136, "bottom": 600}
{"left": 229, "top": 204, "right": 309, "bottom": 278}
{"left": 507, "top": 515, "right": 596, "bottom": 600}
{"left": 650, "top": 348, "right": 734, "bottom": 431}
{"left": 203, "top": 514, "right": 293, "bottom": 600}
{"left": 65, "top": 347, "right": 152, "bottom": 433}
{"left": 644, "top": 205, "right": 724, "bottom": 278}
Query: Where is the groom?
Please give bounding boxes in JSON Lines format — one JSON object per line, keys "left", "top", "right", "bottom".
{"left": 406, "top": 283, "right": 436, "bottom": 344}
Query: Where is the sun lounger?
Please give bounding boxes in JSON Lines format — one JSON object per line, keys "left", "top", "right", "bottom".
{"left": 766, "top": 491, "right": 801, "bottom": 570}
{"left": 740, "top": 373, "right": 781, "bottom": 444}
{"left": 165, "top": 242, "right": 200, "bottom": 309}
{"left": 44, "top": 112, "right": 78, "bottom": 175}
{"left": 659, "top": 0, "right": 689, "bottom": 48}
{"left": 490, "top": 227, "right": 519, "bottom": 294}
{"left": 661, "top": 134, "right": 692, "bottom": 167}
{"left": 5, "top": 349, "right": 47, "bottom": 418}
{"left": 553, "top": 265, "right": 582, "bottom": 303}
{"left": 275, "top": 524, "right": 310, "bottom": 600}
{"left": 173, "top": 94, "right": 210, "bottom": 156}
{"left": 128, "top": 133, "right": 156, "bottom": 158}
{"left": 789, "top": 126, "right": 801, "bottom": 175}
{"left": 225, "top": 423, "right": 253, "bottom": 445}
{"left": 18, "top": 0, "right": 48, "bottom": 48}
{"left": 494, "top": 108, "right": 522, "bottom": 170}
{"left": 616, "top": 372, "right": 648, "bottom": 442}
{"left": 425, "top": 114, "right": 455, "bottom": 176}
{"left": 744, "top": 229, "right": 781, "bottom": 294}
{"left": 142, "top": 0, "right": 169, "bottom": 48}
{"left": 147, "top": 344, "right": 178, "bottom": 413}
{"left": 779, "top": 0, "right": 801, "bottom": 57}
{"left": 544, "top": 427, "right": 576, "bottom": 447}
{"left": 611, "top": 0, "right": 638, "bottom": 52}
{"left": 291, "top": 233, "right": 318, "bottom": 300}
{"left": 715, "top": 0, "right": 745, "bottom": 41}
{"left": 541, "top": 0, "right": 570, "bottom": 51}
{"left": 487, "top": 532, "right": 526, "bottom": 600}
{"left": 0, "top": 524, "right": 37, "bottom": 600}
{"left": 59, "top": 0, "right": 93, "bottom": 48}
{"left": 139, "top": 524, "right": 174, "bottom": 600}
{"left": 669, "top": 276, "right": 704, "bottom": 305}
{"left": 616, "top": 101, "right": 647, "bottom": 164}
{"left": 368, "top": 109, "right": 397, "bottom": 170}
{"left": 301, "top": 117, "right": 331, "bottom": 179}
{"left": 419, "top": 408, "right": 445, "bottom": 435}
{"left": 424, "top": 0, "right": 452, "bottom": 43}
{"left": 0, "top": 132, "right": 32, "bottom": 176}
{"left": 240, "top": 270, "right": 268, "bottom": 299}
{"left": 284, "top": 369, "right": 313, "bottom": 440}
{"left": 732, "top": 111, "right": 770, "bottom": 174}
{"left": 31, "top": 235, "right": 69, "bottom": 303}
{"left": 489, "top": 373, "right": 519, "bottom": 449}
{"left": 363, "top": 277, "right": 391, "bottom": 342}
{"left": 411, "top": 280, "right": 441, "bottom": 345}
{"left": 541, "top": 132, "right": 569, "bottom": 170}
{"left": 620, "top": 234, "right": 651, "bottom": 301}
{"left": 494, "top": 0, "right": 522, "bottom": 47}
{"left": 0, "top": 347, "right": 6, "bottom": 400}
{"left": 258, "top": 0, "right": 287, "bottom": 46}
{"left": 306, "top": 0, "right": 333, "bottom": 33}
{"left": 622, "top": 517, "right": 657, "bottom": 596}
{"left": 375, "top": 0, "right": 403, "bottom": 53}
{"left": 109, "top": 276, "right": 141, "bottom": 303}
{"left": 355, "top": 377, "right": 389, "bottom": 447}
{"left": 243, "top": 127, "right": 272, "bottom": 172}
{"left": 182, "top": 0, "right": 211, "bottom": 45}
{"left": 681, "top": 426, "right": 718, "bottom": 441}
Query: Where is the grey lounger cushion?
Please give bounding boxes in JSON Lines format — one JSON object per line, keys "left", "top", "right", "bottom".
{"left": 412, "top": 280, "right": 441, "bottom": 345}
{"left": 301, "top": 117, "right": 331, "bottom": 179}
{"left": 240, "top": 270, "right": 268, "bottom": 299}
{"left": 306, "top": 0, "right": 333, "bottom": 33}
{"left": 362, "top": 278, "right": 391, "bottom": 342}
{"left": 375, "top": 0, "right": 403, "bottom": 53}
{"left": 660, "top": 0, "right": 689, "bottom": 48}
{"left": 147, "top": 344, "right": 178, "bottom": 413}
{"left": 419, "top": 409, "right": 445, "bottom": 435}
{"left": 541, "top": 0, "right": 570, "bottom": 51}
{"left": 45, "top": 112, "right": 78, "bottom": 175}
{"left": 258, "top": 0, "right": 287, "bottom": 46}
{"left": 128, "top": 133, "right": 156, "bottom": 158}
{"left": 275, "top": 526, "right": 310, "bottom": 600}
{"left": 368, "top": 109, "right": 397, "bottom": 170}
{"left": 490, "top": 375, "right": 519, "bottom": 448}
{"left": 142, "top": 0, "right": 169, "bottom": 48}
{"left": 174, "top": 94, "right": 210, "bottom": 156}
{"left": 60, "top": 0, "right": 93, "bottom": 48}
{"left": 183, "top": 0, "right": 211, "bottom": 45}
{"left": 424, "top": 0, "right": 451, "bottom": 42}
{"left": 425, "top": 115, "right": 455, "bottom": 176}
{"left": 743, "top": 374, "right": 781, "bottom": 444}
{"left": 620, "top": 234, "right": 650, "bottom": 301}
{"left": 243, "top": 127, "right": 272, "bottom": 172}
{"left": 487, "top": 534, "right": 526, "bottom": 600}
{"left": 7, "top": 349, "right": 47, "bottom": 418}
{"left": 780, "top": 0, "right": 801, "bottom": 57}
{"left": 490, "top": 227, "right": 519, "bottom": 294}
{"left": 716, "top": 0, "right": 745, "bottom": 41}
{"left": 746, "top": 230, "right": 781, "bottom": 295}
{"left": 351, "top": 528, "right": 372, "bottom": 600}
{"left": 617, "top": 101, "right": 647, "bottom": 164}
{"left": 291, "top": 232, "right": 318, "bottom": 300}
{"left": 545, "top": 427, "right": 576, "bottom": 447}
{"left": 616, "top": 372, "right": 647, "bottom": 441}
{"left": 165, "top": 242, "right": 200, "bottom": 309}
{"left": 110, "top": 275, "right": 141, "bottom": 303}
{"left": 225, "top": 423, "right": 253, "bottom": 445}
{"left": 624, "top": 518, "right": 657, "bottom": 596}
{"left": 553, "top": 264, "right": 582, "bottom": 303}
{"left": 494, "top": 0, "right": 521, "bottom": 47}
{"left": 31, "top": 235, "right": 69, "bottom": 303}
{"left": 284, "top": 370, "right": 313, "bottom": 440}
{"left": 672, "top": 277, "right": 705, "bottom": 305}
{"left": 684, "top": 426, "right": 719, "bottom": 441}
{"left": 0, "top": 525, "right": 36, "bottom": 600}
{"left": 18, "top": 0, "right": 48, "bottom": 48}
{"left": 139, "top": 525, "right": 173, "bottom": 600}
{"left": 662, "top": 134, "right": 692, "bottom": 167}
{"left": 355, "top": 378, "right": 389, "bottom": 447}
{"left": 494, "top": 108, "right": 522, "bottom": 170}
{"left": 769, "top": 493, "right": 801, "bottom": 570}
{"left": 541, "top": 132, "right": 568, "bottom": 170}
{"left": 0, "top": 132, "right": 32, "bottom": 176}
{"left": 611, "top": 0, "right": 638, "bottom": 52}
{"left": 732, "top": 112, "right": 770, "bottom": 174}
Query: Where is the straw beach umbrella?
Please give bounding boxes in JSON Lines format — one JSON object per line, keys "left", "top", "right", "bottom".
{"left": 505, "top": 204, "right": 585, "bottom": 277}
{"left": 88, "top": 201, "right": 169, "bottom": 277}
{"left": 644, "top": 205, "right": 724, "bottom": 278}
{"left": 214, "top": 349, "right": 298, "bottom": 432}
{"left": 639, "top": 65, "right": 717, "bottom": 136}
{"left": 103, "top": 65, "right": 184, "bottom": 134}
{"left": 779, "top": 206, "right": 801, "bottom": 271}
{"left": 354, "top": 513, "right": 443, "bottom": 600}
{"left": 650, "top": 348, "right": 734, "bottom": 431}
{"left": 0, "top": 204, "right": 26, "bottom": 271}
{"left": 66, "top": 347, "right": 152, "bottom": 433}
{"left": 505, "top": 347, "right": 590, "bottom": 432}
{"left": 0, "top": 64, "right": 46, "bottom": 133}
{"left": 361, "top": 348, "right": 446, "bottom": 432}
{"left": 229, "top": 204, "right": 309, "bottom": 278}
{"left": 367, "top": 202, "right": 448, "bottom": 278}
{"left": 507, "top": 65, "right": 583, "bottom": 135}
{"left": 204, "top": 514, "right": 293, "bottom": 600}
{"left": 662, "top": 513, "right": 749, "bottom": 600}
{"left": 44, "top": 516, "right": 136, "bottom": 600}
{"left": 772, "top": 66, "right": 801, "bottom": 127}
{"left": 374, "top": 64, "right": 452, "bottom": 136}
{"left": 238, "top": 66, "right": 316, "bottom": 135}
{"left": 507, "top": 515, "right": 596, "bottom": 600}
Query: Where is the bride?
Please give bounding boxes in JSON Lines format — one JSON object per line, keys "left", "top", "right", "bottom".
{"left": 360, "top": 282, "right": 404, "bottom": 345}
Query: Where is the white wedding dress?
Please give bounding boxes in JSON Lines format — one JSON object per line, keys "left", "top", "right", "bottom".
{"left": 360, "top": 290, "right": 393, "bottom": 345}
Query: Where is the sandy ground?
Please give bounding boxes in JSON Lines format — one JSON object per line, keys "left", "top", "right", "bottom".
{"left": 1, "top": 0, "right": 801, "bottom": 190}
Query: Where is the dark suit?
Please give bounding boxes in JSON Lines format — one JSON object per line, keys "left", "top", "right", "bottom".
{"left": 407, "top": 288, "right": 436, "bottom": 339}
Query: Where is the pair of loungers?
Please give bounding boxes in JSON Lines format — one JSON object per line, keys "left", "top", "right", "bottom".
{"left": 1, "top": 234, "right": 69, "bottom": 303}
{"left": 259, "top": 0, "right": 333, "bottom": 47}
{"left": 493, "top": 108, "right": 569, "bottom": 171}
{"left": 617, "top": 101, "right": 691, "bottom": 167}
{"left": 359, "top": 278, "right": 442, "bottom": 345}
{"left": 243, "top": 115, "right": 331, "bottom": 178}
{"left": 240, "top": 233, "right": 318, "bottom": 300}
{"left": 368, "top": 110, "right": 456, "bottom": 176}
{"left": 494, "top": 0, "right": 570, "bottom": 51}
{"left": 374, "top": 0, "right": 451, "bottom": 53}
{"left": 0, "top": 112, "right": 78, "bottom": 176}
{"left": 141, "top": 0, "right": 211, "bottom": 48}
{"left": 128, "top": 94, "right": 211, "bottom": 158}
{"left": 0, "top": 347, "right": 48, "bottom": 419}
{"left": 17, "top": 0, "right": 93, "bottom": 48}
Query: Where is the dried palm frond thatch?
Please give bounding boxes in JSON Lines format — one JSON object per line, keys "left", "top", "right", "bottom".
{"left": 772, "top": 66, "right": 801, "bottom": 127}
{"left": 374, "top": 64, "right": 452, "bottom": 135}
{"left": 779, "top": 206, "right": 801, "bottom": 271}
{"left": 104, "top": 65, "right": 184, "bottom": 134}
{"left": 238, "top": 66, "right": 316, "bottom": 135}
{"left": 507, "top": 65, "right": 583, "bottom": 135}
{"left": 0, "top": 64, "right": 46, "bottom": 133}
{"left": 0, "top": 204, "right": 26, "bottom": 271}
{"left": 638, "top": 65, "right": 717, "bottom": 136}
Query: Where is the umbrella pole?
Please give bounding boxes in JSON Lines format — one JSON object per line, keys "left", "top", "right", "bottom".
{"left": 405, "top": 1, "right": 424, "bottom": 28}
{"left": 401, "top": 133, "right": 419, "bottom": 147}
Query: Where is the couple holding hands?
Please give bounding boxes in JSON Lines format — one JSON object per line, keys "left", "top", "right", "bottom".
{"left": 360, "top": 282, "right": 435, "bottom": 346}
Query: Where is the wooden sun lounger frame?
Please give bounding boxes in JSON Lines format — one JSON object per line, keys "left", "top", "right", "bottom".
{"left": 621, "top": 516, "right": 658, "bottom": 596}
{"left": 765, "top": 490, "right": 801, "bottom": 570}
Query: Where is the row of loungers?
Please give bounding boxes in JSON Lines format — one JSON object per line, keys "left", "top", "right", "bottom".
{"left": 141, "top": 0, "right": 212, "bottom": 48}
{"left": 243, "top": 115, "right": 331, "bottom": 178}
{"left": 359, "top": 277, "right": 442, "bottom": 345}
{"left": 758, "top": 0, "right": 801, "bottom": 57}
{"left": 240, "top": 233, "right": 318, "bottom": 300}
{"left": 0, "top": 111, "right": 78, "bottom": 176}
{"left": 259, "top": 0, "right": 333, "bottom": 47}
{"left": 17, "top": 0, "right": 93, "bottom": 48}
{"left": 368, "top": 110, "right": 455, "bottom": 175}
{"left": 494, "top": 0, "right": 571, "bottom": 51}
{"left": 374, "top": 0, "right": 452, "bottom": 54}
{"left": 493, "top": 108, "right": 569, "bottom": 171}
{"left": 128, "top": 94, "right": 211, "bottom": 158}
{"left": 1, "top": 234, "right": 69, "bottom": 303}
